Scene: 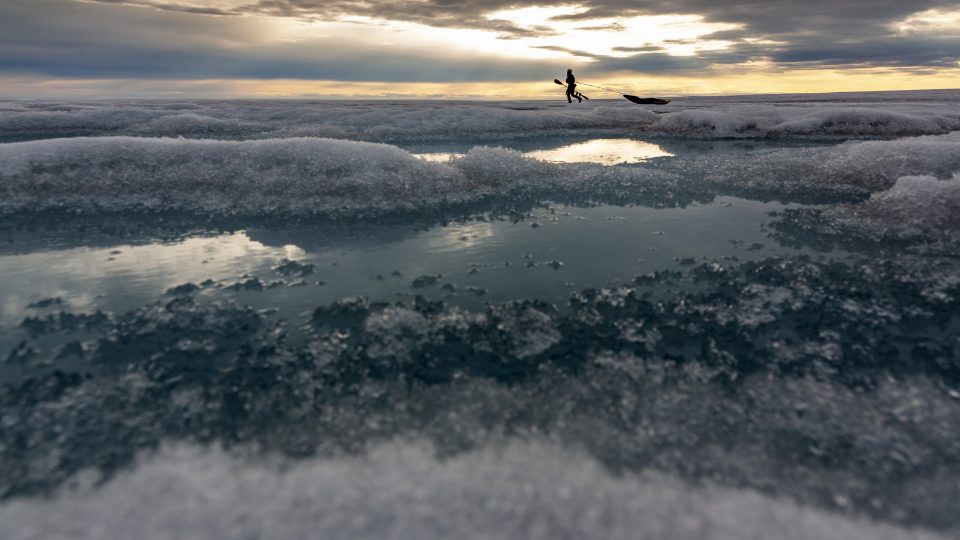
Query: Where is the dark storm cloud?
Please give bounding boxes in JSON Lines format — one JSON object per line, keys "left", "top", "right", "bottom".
{"left": 0, "top": 0, "right": 558, "bottom": 81}
{"left": 533, "top": 46, "right": 604, "bottom": 60}
{"left": 770, "top": 37, "right": 960, "bottom": 68}
{"left": 600, "top": 53, "right": 708, "bottom": 73}
{"left": 72, "top": 0, "right": 960, "bottom": 72}
{"left": 78, "top": 0, "right": 956, "bottom": 38}
{"left": 78, "top": 0, "right": 554, "bottom": 37}
{"left": 84, "top": 0, "right": 235, "bottom": 15}
{"left": 613, "top": 46, "right": 668, "bottom": 54}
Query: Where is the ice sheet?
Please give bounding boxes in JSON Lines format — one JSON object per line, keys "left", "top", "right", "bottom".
{"left": 3, "top": 92, "right": 960, "bottom": 537}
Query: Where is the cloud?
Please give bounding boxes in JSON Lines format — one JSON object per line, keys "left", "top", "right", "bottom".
{"left": 77, "top": 0, "right": 960, "bottom": 71}
{"left": 613, "top": 45, "right": 668, "bottom": 53}
{"left": 769, "top": 37, "right": 960, "bottom": 68}
{"left": 73, "top": 0, "right": 957, "bottom": 39}
{"left": 599, "top": 53, "right": 708, "bottom": 73}
{"left": 0, "top": 0, "right": 559, "bottom": 82}
{"left": 81, "top": 0, "right": 236, "bottom": 16}
{"left": 0, "top": 0, "right": 958, "bottom": 85}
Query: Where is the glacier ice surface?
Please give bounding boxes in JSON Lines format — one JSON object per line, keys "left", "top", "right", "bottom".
{"left": 2, "top": 93, "right": 960, "bottom": 538}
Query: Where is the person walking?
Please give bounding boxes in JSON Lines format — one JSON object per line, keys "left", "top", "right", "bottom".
{"left": 565, "top": 69, "right": 582, "bottom": 103}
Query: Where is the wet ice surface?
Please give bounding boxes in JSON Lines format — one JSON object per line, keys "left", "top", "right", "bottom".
{"left": 1, "top": 93, "right": 960, "bottom": 539}
{"left": 0, "top": 196, "right": 818, "bottom": 381}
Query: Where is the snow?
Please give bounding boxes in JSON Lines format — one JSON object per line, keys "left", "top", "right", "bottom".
{"left": 2, "top": 130, "right": 957, "bottom": 218}
{"left": 823, "top": 174, "right": 960, "bottom": 240}
{"left": 1, "top": 93, "right": 957, "bottom": 218}
{"left": 656, "top": 106, "right": 958, "bottom": 138}
{"left": 1, "top": 94, "right": 958, "bottom": 142}
{"left": 0, "top": 136, "right": 470, "bottom": 217}
{"left": 0, "top": 137, "right": 687, "bottom": 217}
{"left": 0, "top": 442, "right": 946, "bottom": 540}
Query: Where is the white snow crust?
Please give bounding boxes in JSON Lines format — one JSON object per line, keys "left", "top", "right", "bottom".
{"left": 0, "top": 136, "right": 684, "bottom": 217}
{"left": 0, "top": 136, "right": 471, "bottom": 216}
{"left": 0, "top": 442, "right": 946, "bottom": 540}
{"left": 824, "top": 174, "right": 960, "bottom": 240}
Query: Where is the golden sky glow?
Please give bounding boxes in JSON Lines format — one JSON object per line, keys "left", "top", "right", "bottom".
{"left": 6, "top": 65, "right": 958, "bottom": 100}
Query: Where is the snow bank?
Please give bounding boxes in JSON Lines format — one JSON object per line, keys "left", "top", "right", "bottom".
{"left": 0, "top": 105, "right": 160, "bottom": 135}
{"left": 0, "top": 136, "right": 471, "bottom": 217}
{"left": 821, "top": 174, "right": 960, "bottom": 240}
{"left": 656, "top": 131, "right": 960, "bottom": 200}
{"left": 0, "top": 442, "right": 945, "bottom": 540}
{"left": 656, "top": 106, "right": 789, "bottom": 137}
{"left": 0, "top": 136, "right": 683, "bottom": 218}
{"left": 654, "top": 107, "right": 958, "bottom": 138}
{"left": 2, "top": 96, "right": 958, "bottom": 142}
{"left": 822, "top": 133, "right": 960, "bottom": 188}
{"left": 769, "top": 107, "right": 955, "bottom": 137}
{"left": 0, "top": 101, "right": 661, "bottom": 142}
{"left": 0, "top": 127, "right": 960, "bottom": 217}
{"left": 2, "top": 132, "right": 959, "bottom": 217}
{"left": 127, "top": 113, "right": 250, "bottom": 136}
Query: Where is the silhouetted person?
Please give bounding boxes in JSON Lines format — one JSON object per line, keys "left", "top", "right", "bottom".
{"left": 565, "top": 69, "right": 582, "bottom": 103}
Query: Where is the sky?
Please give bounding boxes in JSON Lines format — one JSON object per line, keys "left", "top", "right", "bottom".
{"left": 1, "top": 0, "right": 958, "bottom": 98}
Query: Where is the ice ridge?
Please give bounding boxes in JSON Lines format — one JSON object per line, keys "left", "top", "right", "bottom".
{"left": 2, "top": 99, "right": 959, "bottom": 142}
{"left": 0, "top": 136, "right": 681, "bottom": 218}
{"left": 2, "top": 133, "right": 959, "bottom": 219}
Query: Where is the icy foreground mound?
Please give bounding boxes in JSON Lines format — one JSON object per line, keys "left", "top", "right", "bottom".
{"left": 825, "top": 174, "right": 960, "bottom": 239}
{"left": 0, "top": 443, "right": 944, "bottom": 540}
{"left": 680, "top": 131, "right": 960, "bottom": 198}
{"left": 4, "top": 256, "right": 959, "bottom": 530}
{"left": 771, "top": 172, "right": 960, "bottom": 248}
{"left": 2, "top": 97, "right": 959, "bottom": 142}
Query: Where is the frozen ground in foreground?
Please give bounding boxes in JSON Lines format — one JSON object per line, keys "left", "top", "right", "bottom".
{"left": 1, "top": 92, "right": 959, "bottom": 539}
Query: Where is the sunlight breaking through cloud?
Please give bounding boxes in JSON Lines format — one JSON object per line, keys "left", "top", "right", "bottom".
{"left": 486, "top": 7, "right": 741, "bottom": 59}
{"left": 893, "top": 9, "right": 960, "bottom": 36}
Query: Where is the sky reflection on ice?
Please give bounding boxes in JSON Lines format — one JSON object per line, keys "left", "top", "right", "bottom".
{"left": 0, "top": 232, "right": 292, "bottom": 328}
{"left": 526, "top": 138, "right": 673, "bottom": 164}
{"left": 427, "top": 222, "right": 496, "bottom": 251}
{"left": 415, "top": 138, "right": 672, "bottom": 165}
